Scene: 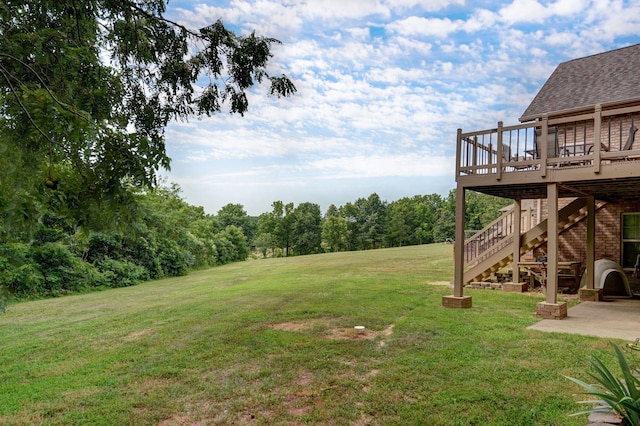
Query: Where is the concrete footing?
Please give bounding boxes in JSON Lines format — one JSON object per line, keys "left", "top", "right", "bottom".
{"left": 442, "top": 295, "right": 472, "bottom": 309}
{"left": 503, "top": 282, "right": 528, "bottom": 292}
{"left": 579, "top": 288, "right": 603, "bottom": 301}
{"left": 535, "top": 301, "right": 568, "bottom": 319}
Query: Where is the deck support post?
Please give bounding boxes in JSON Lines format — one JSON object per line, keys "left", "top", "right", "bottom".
{"left": 511, "top": 199, "right": 521, "bottom": 284}
{"left": 536, "top": 182, "right": 567, "bottom": 319}
{"left": 580, "top": 196, "right": 599, "bottom": 301}
{"left": 444, "top": 185, "right": 472, "bottom": 309}
{"left": 546, "top": 183, "right": 559, "bottom": 304}
{"left": 585, "top": 196, "right": 595, "bottom": 290}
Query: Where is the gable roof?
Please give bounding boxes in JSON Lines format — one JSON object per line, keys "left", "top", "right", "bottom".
{"left": 520, "top": 44, "right": 640, "bottom": 122}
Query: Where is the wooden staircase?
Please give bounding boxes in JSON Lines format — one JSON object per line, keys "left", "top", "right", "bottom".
{"left": 463, "top": 198, "right": 605, "bottom": 283}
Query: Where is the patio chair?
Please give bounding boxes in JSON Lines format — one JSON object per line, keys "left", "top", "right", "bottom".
{"left": 622, "top": 124, "right": 638, "bottom": 151}
{"left": 622, "top": 124, "right": 638, "bottom": 160}
{"left": 608, "top": 124, "right": 638, "bottom": 161}
{"left": 534, "top": 127, "right": 562, "bottom": 160}
{"left": 501, "top": 144, "right": 531, "bottom": 170}
{"left": 535, "top": 126, "right": 578, "bottom": 166}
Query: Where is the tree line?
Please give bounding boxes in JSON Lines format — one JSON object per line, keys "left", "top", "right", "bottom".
{"left": 0, "top": 183, "right": 249, "bottom": 301}
{"left": 0, "top": 183, "right": 508, "bottom": 303}
{"left": 250, "top": 191, "right": 510, "bottom": 257}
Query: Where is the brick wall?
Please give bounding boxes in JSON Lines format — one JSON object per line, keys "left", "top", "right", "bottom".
{"left": 534, "top": 199, "right": 640, "bottom": 268}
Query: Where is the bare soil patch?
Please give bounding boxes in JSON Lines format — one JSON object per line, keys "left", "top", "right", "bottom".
{"left": 268, "top": 320, "right": 395, "bottom": 342}
{"left": 429, "top": 281, "right": 452, "bottom": 286}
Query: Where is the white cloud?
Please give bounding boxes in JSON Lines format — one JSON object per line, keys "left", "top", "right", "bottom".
{"left": 387, "top": 16, "right": 464, "bottom": 38}
{"left": 162, "top": 0, "right": 640, "bottom": 215}
{"left": 309, "top": 153, "right": 455, "bottom": 178}
{"left": 498, "top": 0, "right": 554, "bottom": 25}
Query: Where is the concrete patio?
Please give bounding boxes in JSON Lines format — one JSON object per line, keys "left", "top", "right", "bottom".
{"left": 528, "top": 298, "right": 640, "bottom": 341}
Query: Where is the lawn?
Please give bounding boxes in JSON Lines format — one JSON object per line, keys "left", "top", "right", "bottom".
{"left": 0, "top": 244, "right": 620, "bottom": 425}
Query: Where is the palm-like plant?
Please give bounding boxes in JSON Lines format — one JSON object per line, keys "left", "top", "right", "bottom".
{"left": 566, "top": 344, "right": 640, "bottom": 425}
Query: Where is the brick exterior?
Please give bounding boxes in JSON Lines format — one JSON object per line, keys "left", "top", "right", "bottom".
{"left": 503, "top": 282, "right": 528, "bottom": 292}
{"left": 532, "top": 199, "right": 640, "bottom": 270}
{"left": 442, "top": 295, "right": 472, "bottom": 309}
{"left": 535, "top": 301, "right": 568, "bottom": 319}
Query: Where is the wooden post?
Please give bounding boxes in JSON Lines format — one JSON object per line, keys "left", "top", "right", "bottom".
{"left": 594, "top": 105, "right": 602, "bottom": 173}
{"left": 497, "top": 121, "right": 503, "bottom": 181}
{"left": 579, "top": 196, "right": 599, "bottom": 301}
{"left": 540, "top": 115, "right": 549, "bottom": 178}
{"left": 512, "top": 199, "right": 521, "bottom": 284}
{"left": 453, "top": 185, "right": 466, "bottom": 297}
{"left": 455, "top": 128, "right": 462, "bottom": 178}
{"left": 443, "top": 185, "right": 473, "bottom": 309}
{"left": 535, "top": 182, "right": 567, "bottom": 319}
{"left": 546, "top": 183, "right": 558, "bottom": 304}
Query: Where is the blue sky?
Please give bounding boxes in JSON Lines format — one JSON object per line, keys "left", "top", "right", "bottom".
{"left": 162, "top": 0, "right": 640, "bottom": 216}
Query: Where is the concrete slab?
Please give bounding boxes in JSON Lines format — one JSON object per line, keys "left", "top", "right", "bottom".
{"left": 527, "top": 298, "right": 640, "bottom": 341}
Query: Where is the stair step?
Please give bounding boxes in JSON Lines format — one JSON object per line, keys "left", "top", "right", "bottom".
{"left": 464, "top": 198, "right": 605, "bottom": 283}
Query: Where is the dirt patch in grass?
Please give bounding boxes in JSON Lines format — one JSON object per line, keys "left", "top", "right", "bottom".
{"left": 124, "top": 328, "right": 154, "bottom": 340}
{"left": 429, "top": 281, "right": 452, "bottom": 286}
{"left": 268, "top": 320, "right": 395, "bottom": 342}
{"left": 158, "top": 401, "right": 212, "bottom": 426}
{"left": 268, "top": 321, "right": 311, "bottom": 332}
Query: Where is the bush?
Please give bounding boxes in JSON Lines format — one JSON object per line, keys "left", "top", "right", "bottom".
{"left": 0, "top": 243, "right": 44, "bottom": 297}
{"left": 222, "top": 225, "right": 250, "bottom": 261}
{"left": 30, "top": 242, "right": 78, "bottom": 293}
{"left": 157, "top": 240, "right": 188, "bottom": 277}
{"left": 212, "top": 234, "right": 234, "bottom": 265}
{"left": 566, "top": 344, "right": 640, "bottom": 425}
{"left": 122, "top": 236, "right": 163, "bottom": 279}
{"left": 30, "top": 243, "right": 102, "bottom": 295}
{"left": 97, "top": 259, "right": 148, "bottom": 288}
{"left": 86, "top": 232, "right": 123, "bottom": 263}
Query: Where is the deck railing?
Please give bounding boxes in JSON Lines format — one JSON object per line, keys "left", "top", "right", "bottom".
{"left": 457, "top": 104, "right": 640, "bottom": 178}
{"left": 464, "top": 206, "right": 515, "bottom": 267}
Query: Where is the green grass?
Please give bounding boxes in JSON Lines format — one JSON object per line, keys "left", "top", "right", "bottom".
{"left": 0, "top": 244, "right": 621, "bottom": 425}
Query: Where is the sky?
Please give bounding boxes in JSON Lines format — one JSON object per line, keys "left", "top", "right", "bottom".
{"left": 161, "top": 0, "right": 640, "bottom": 216}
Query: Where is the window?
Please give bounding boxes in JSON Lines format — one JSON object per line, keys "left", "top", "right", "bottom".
{"left": 622, "top": 213, "right": 640, "bottom": 268}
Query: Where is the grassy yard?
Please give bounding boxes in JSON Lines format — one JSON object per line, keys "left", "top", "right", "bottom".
{"left": 0, "top": 244, "right": 621, "bottom": 425}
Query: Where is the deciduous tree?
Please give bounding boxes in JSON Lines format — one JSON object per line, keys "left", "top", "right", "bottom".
{"left": 0, "top": 0, "right": 295, "bottom": 232}
{"left": 291, "top": 202, "right": 322, "bottom": 255}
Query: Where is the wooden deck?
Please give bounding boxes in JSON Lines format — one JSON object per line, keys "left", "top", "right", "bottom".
{"left": 456, "top": 104, "right": 640, "bottom": 200}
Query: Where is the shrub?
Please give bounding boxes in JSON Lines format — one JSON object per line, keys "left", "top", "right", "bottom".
{"left": 30, "top": 243, "right": 101, "bottom": 295}
{"left": 566, "top": 344, "right": 640, "bottom": 425}
{"left": 157, "top": 240, "right": 188, "bottom": 277}
{"left": 0, "top": 244, "right": 43, "bottom": 297}
{"left": 122, "top": 236, "right": 163, "bottom": 279}
{"left": 86, "top": 232, "right": 123, "bottom": 263}
{"left": 97, "top": 259, "right": 148, "bottom": 288}
{"left": 212, "top": 234, "right": 234, "bottom": 265}
{"left": 218, "top": 225, "right": 249, "bottom": 261}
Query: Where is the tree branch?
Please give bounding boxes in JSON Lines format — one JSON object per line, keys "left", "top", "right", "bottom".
{"left": 0, "top": 64, "right": 88, "bottom": 183}
{"left": 0, "top": 53, "right": 91, "bottom": 123}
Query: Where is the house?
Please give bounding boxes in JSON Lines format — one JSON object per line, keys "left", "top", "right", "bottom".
{"left": 444, "top": 44, "right": 640, "bottom": 319}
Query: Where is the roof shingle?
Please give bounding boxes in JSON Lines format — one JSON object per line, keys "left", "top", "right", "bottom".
{"left": 520, "top": 44, "right": 640, "bottom": 122}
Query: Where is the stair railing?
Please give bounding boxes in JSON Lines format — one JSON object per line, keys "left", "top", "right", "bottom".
{"left": 464, "top": 206, "right": 516, "bottom": 268}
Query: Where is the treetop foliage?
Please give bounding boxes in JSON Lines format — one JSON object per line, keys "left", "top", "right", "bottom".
{"left": 0, "top": 0, "right": 296, "bottom": 232}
